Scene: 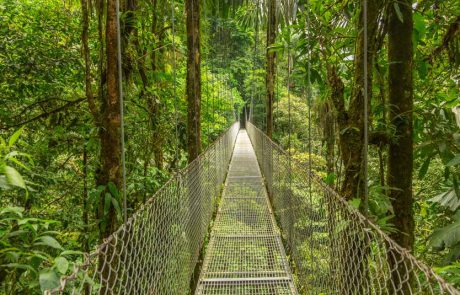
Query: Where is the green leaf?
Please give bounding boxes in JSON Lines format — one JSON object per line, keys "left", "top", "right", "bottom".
{"left": 8, "top": 127, "right": 24, "bottom": 148}
{"left": 6, "top": 151, "right": 34, "bottom": 165}
{"left": 430, "top": 189, "right": 460, "bottom": 211}
{"left": 431, "top": 218, "right": 460, "bottom": 249}
{"left": 107, "top": 182, "right": 119, "bottom": 199}
{"left": 35, "top": 236, "right": 63, "bottom": 250}
{"left": 418, "top": 157, "right": 431, "bottom": 178}
{"left": 7, "top": 157, "right": 30, "bottom": 171}
{"left": 4, "top": 166, "right": 26, "bottom": 189}
{"left": 413, "top": 12, "right": 426, "bottom": 36}
{"left": 89, "top": 185, "right": 105, "bottom": 203}
{"left": 60, "top": 250, "right": 84, "bottom": 256}
{"left": 54, "top": 256, "right": 69, "bottom": 274}
{"left": 324, "top": 173, "right": 336, "bottom": 185}
{"left": 447, "top": 154, "right": 460, "bottom": 166}
{"left": 0, "top": 175, "right": 11, "bottom": 190}
{"left": 2, "top": 263, "right": 37, "bottom": 273}
{"left": 417, "top": 59, "right": 428, "bottom": 79}
{"left": 393, "top": 3, "right": 404, "bottom": 23}
{"left": 39, "top": 269, "right": 60, "bottom": 292}
{"left": 7, "top": 230, "right": 28, "bottom": 238}
{"left": 0, "top": 206, "right": 24, "bottom": 217}
{"left": 348, "top": 198, "right": 361, "bottom": 210}
{"left": 111, "top": 197, "right": 122, "bottom": 222}
{"left": 104, "top": 193, "right": 112, "bottom": 217}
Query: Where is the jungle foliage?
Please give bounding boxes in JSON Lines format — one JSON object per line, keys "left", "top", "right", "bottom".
{"left": 0, "top": 0, "right": 459, "bottom": 292}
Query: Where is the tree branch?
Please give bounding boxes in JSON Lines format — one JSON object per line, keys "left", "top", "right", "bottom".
{"left": 0, "top": 98, "right": 87, "bottom": 130}
{"left": 428, "top": 16, "right": 460, "bottom": 63}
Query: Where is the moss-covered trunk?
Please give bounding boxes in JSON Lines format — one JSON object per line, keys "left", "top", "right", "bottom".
{"left": 339, "top": 0, "right": 380, "bottom": 204}
{"left": 265, "top": 0, "right": 276, "bottom": 138}
{"left": 329, "top": 1, "right": 383, "bottom": 293}
{"left": 96, "top": 0, "right": 122, "bottom": 291}
{"left": 186, "top": 0, "right": 201, "bottom": 162}
{"left": 387, "top": 0, "right": 414, "bottom": 292}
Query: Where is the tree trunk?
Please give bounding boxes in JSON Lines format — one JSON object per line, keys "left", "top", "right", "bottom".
{"left": 328, "top": 1, "right": 383, "bottom": 293}
{"left": 339, "top": 0, "right": 380, "bottom": 205}
{"left": 121, "top": 0, "right": 136, "bottom": 79}
{"left": 375, "top": 61, "right": 387, "bottom": 188}
{"left": 98, "top": 0, "right": 121, "bottom": 239}
{"left": 323, "top": 101, "right": 335, "bottom": 178}
{"left": 96, "top": 0, "right": 122, "bottom": 291}
{"left": 265, "top": 0, "right": 276, "bottom": 138}
{"left": 186, "top": 0, "right": 201, "bottom": 162}
{"left": 387, "top": 0, "right": 414, "bottom": 292}
{"left": 97, "top": 0, "right": 106, "bottom": 105}
{"left": 152, "top": 0, "right": 165, "bottom": 168}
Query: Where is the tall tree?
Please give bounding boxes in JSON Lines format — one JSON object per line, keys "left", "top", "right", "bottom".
{"left": 329, "top": 1, "right": 383, "bottom": 293}
{"left": 186, "top": 0, "right": 202, "bottom": 161}
{"left": 265, "top": 0, "right": 277, "bottom": 138}
{"left": 82, "top": 0, "right": 121, "bottom": 241}
{"left": 387, "top": 0, "right": 414, "bottom": 291}
{"left": 332, "top": 0, "right": 382, "bottom": 204}
{"left": 151, "top": 0, "right": 166, "bottom": 169}
{"left": 98, "top": 0, "right": 122, "bottom": 238}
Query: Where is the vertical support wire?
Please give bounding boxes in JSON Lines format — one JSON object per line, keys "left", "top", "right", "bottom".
{"left": 250, "top": 6, "right": 258, "bottom": 123}
{"left": 205, "top": 57, "right": 210, "bottom": 144}
{"left": 287, "top": 51, "right": 291, "bottom": 160}
{"left": 211, "top": 49, "right": 216, "bottom": 138}
{"left": 363, "top": 0, "right": 369, "bottom": 210}
{"left": 305, "top": 0, "right": 315, "bottom": 286}
{"left": 275, "top": 58, "right": 279, "bottom": 134}
{"left": 286, "top": 35, "right": 294, "bottom": 248}
{"left": 192, "top": 0, "right": 199, "bottom": 155}
{"left": 171, "top": 0, "right": 179, "bottom": 165}
{"left": 203, "top": 0, "right": 210, "bottom": 144}
{"left": 116, "top": 0, "right": 127, "bottom": 223}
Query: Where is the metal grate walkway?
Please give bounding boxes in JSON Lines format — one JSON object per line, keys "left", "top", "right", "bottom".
{"left": 195, "top": 130, "right": 297, "bottom": 295}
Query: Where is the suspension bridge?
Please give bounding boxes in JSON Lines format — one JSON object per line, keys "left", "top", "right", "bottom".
{"left": 45, "top": 122, "right": 459, "bottom": 294}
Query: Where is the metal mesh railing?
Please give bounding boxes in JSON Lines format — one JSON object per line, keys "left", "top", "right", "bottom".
{"left": 246, "top": 122, "right": 460, "bottom": 295}
{"left": 46, "top": 122, "right": 240, "bottom": 295}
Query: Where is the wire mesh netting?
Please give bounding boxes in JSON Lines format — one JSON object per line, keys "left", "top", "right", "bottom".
{"left": 45, "top": 123, "right": 240, "bottom": 295}
{"left": 195, "top": 130, "right": 297, "bottom": 295}
{"left": 246, "top": 122, "right": 460, "bottom": 295}
{"left": 46, "top": 122, "right": 460, "bottom": 295}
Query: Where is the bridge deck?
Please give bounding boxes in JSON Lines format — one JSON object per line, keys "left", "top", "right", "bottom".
{"left": 195, "top": 130, "right": 297, "bottom": 295}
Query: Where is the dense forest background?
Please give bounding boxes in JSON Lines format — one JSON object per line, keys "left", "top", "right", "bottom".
{"left": 0, "top": 0, "right": 459, "bottom": 293}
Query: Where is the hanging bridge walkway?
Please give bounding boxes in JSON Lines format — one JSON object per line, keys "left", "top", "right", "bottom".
{"left": 47, "top": 122, "right": 459, "bottom": 295}
{"left": 195, "top": 130, "right": 296, "bottom": 294}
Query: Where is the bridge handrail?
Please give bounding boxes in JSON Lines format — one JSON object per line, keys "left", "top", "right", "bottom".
{"left": 246, "top": 121, "right": 459, "bottom": 295}
{"left": 46, "top": 122, "right": 240, "bottom": 294}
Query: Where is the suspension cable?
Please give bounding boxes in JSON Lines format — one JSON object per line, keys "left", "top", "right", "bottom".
{"left": 203, "top": 0, "right": 210, "bottom": 143}
{"left": 305, "top": 3, "right": 312, "bottom": 191}
{"left": 192, "top": 0, "right": 199, "bottom": 155}
{"left": 254, "top": 0, "right": 260, "bottom": 126}
{"left": 218, "top": 23, "right": 222, "bottom": 121}
{"left": 305, "top": 0, "right": 314, "bottom": 278}
{"left": 211, "top": 37, "right": 216, "bottom": 136}
{"left": 275, "top": 58, "right": 279, "bottom": 133}
{"left": 363, "top": 0, "right": 369, "bottom": 210}
{"left": 250, "top": 6, "right": 258, "bottom": 123}
{"left": 205, "top": 55, "right": 210, "bottom": 143}
{"left": 115, "top": 0, "right": 127, "bottom": 223}
{"left": 171, "top": 0, "right": 179, "bottom": 163}
{"left": 287, "top": 51, "right": 291, "bottom": 158}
